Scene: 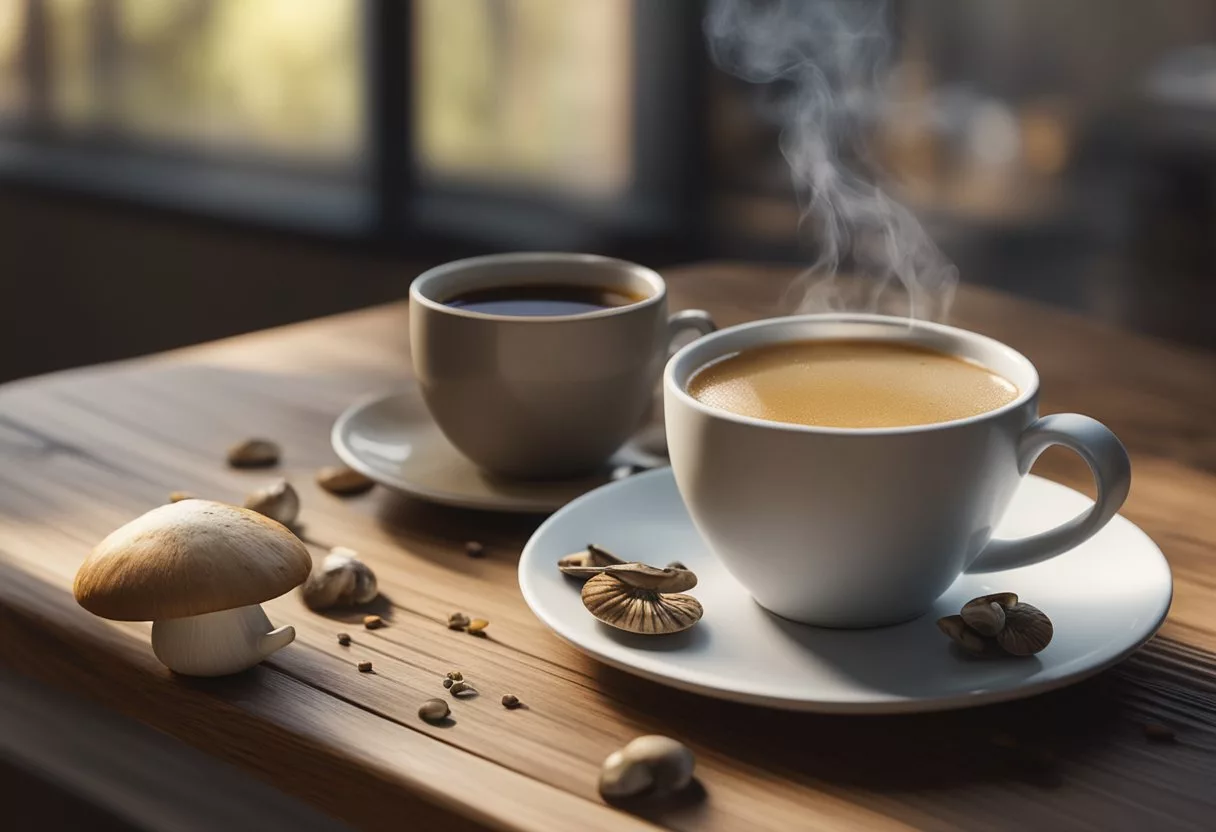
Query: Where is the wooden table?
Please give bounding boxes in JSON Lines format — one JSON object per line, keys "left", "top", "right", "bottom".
{"left": 2, "top": 262, "right": 1215, "bottom": 831}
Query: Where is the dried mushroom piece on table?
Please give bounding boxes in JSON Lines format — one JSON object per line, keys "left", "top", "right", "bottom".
{"left": 226, "top": 438, "right": 280, "bottom": 468}
{"left": 418, "top": 699, "right": 450, "bottom": 723}
{"left": 243, "top": 478, "right": 300, "bottom": 527}
{"left": 599, "top": 735, "right": 696, "bottom": 801}
{"left": 299, "top": 546, "right": 379, "bottom": 610}
{"left": 316, "top": 465, "right": 376, "bottom": 495}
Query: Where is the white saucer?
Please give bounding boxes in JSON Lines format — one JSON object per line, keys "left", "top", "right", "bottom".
{"left": 331, "top": 388, "right": 667, "bottom": 513}
{"left": 518, "top": 468, "right": 1172, "bottom": 713}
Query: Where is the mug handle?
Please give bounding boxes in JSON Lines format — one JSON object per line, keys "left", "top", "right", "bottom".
{"left": 667, "top": 309, "right": 717, "bottom": 354}
{"left": 966, "top": 413, "right": 1131, "bottom": 574}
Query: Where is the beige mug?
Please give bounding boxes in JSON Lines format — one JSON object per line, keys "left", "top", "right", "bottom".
{"left": 410, "top": 253, "right": 715, "bottom": 479}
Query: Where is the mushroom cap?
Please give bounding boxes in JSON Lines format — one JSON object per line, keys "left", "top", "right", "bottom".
{"left": 582, "top": 573, "right": 703, "bottom": 635}
{"left": 558, "top": 544, "right": 625, "bottom": 578}
{"left": 74, "top": 499, "right": 311, "bottom": 621}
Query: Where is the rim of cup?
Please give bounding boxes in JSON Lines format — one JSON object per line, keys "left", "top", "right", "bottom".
{"left": 664, "top": 313, "right": 1041, "bottom": 437}
{"left": 410, "top": 252, "right": 666, "bottom": 324}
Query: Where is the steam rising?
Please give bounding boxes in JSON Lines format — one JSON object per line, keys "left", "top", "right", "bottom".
{"left": 705, "top": 0, "right": 957, "bottom": 321}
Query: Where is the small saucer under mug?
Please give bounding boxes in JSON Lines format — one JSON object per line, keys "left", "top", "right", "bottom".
{"left": 331, "top": 387, "right": 666, "bottom": 513}
{"left": 518, "top": 468, "right": 1172, "bottom": 714}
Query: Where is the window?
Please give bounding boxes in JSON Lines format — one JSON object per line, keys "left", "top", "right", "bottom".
{"left": 3, "top": 0, "right": 363, "bottom": 165}
{"left": 413, "top": 0, "right": 633, "bottom": 199}
{"left": 0, "top": 2, "right": 26, "bottom": 118}
{"left": 0, "top": 1, "right": 699, "bottom": 250}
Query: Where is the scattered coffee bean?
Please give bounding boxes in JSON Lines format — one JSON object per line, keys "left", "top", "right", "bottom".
{"left": 226, "top": 438, "right": 280, "bottom": 468}
{"left": 446, "top": 671, "right": 464, "bottom": 682}
{"left": 316, "top": 465, "right": 375, "bottom": 496}
{"left": 443, "top": 678, "right": 454, "bottom": 689}
{"left": 357, "top": 661, "right": 373, "bottom": 673}
{"left": 502, "top": 694, "right": 521, "bottom": 709}
{"left": 363, "top": 614, "right": 384, "bottom": 630}
{"left": 465, "top": 540, "right": 485, "bottom": 558}
{"left": 448, "top": 611, "right": 470, "bottom": 630}
{"left": 418, "top": 698, "right": 450, "bottom": 723}
{"left": 337, "top": 632, "right": 351, "bottom": 646}
{"left": 1142, "top": 721, "right": 1176, "bottom": 742}
{"left": 467, "top": 618, "right": 489, "bottom": 635}
{"left": 449, "top": 680, "right": 477, "bottom": 697}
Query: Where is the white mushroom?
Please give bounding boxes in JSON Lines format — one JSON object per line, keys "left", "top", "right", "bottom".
{"left": 299, "top": 546, "right": 379, "bottom": 610}
{"left": 599, "top": 736, "right": 696, "bottom": 800}
{"left": 74, "top": 500, "right": 311, "bottom": 676}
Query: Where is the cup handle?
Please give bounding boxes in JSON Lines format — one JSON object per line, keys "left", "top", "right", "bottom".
{"left": 966, "top": 413, "right": 1131, "bottom": 574}
{"left": 667, "top": 309, "right": 717, "bottom": 354}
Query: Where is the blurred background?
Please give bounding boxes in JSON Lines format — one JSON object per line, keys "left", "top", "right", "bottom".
{"left": 1, "top": 0, "right": 1215, "bottom": 382}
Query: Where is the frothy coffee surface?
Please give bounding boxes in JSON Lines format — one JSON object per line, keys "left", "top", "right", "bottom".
{"left": 687, "top": 340, "right": 1019, "bottom": 428}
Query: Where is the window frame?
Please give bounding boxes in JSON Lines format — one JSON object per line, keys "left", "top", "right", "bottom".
{"left": 0, "top": 0, "right": 709, "bottom": 258}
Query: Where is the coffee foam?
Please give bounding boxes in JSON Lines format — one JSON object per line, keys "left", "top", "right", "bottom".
{"left": 687, "top": 340, "right": 1018, "bottom": 429}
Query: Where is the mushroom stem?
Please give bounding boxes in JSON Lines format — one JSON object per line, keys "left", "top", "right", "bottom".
{"left": 260, "top": 624, "right": 296, "bottom": 657}
{"left": 151, "top": 604, "right": 295, "bottom": 677}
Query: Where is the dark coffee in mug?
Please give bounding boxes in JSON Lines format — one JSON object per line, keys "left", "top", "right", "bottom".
{"left": 444, "top": 284, "right": 645, "bottom": 317}
{"left": 687, "top": 339, "right": 1019, "bottom": 429}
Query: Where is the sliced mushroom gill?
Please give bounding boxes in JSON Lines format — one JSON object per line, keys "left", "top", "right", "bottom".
{"left": 581, "top": 565, "right": 702, "bottom": 635}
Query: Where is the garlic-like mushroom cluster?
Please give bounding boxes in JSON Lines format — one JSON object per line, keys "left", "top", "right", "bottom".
{"left": 599, "top": 735, "right": 696, "bottom": 802}
{"left": 300, "top": 547, "right": 379, "bottom": 611}
{"left": 938, "top": 593, "right": 1053, "bottom": 657}
{"left": 243, "top": 478, "right": 300, "bottom": 527}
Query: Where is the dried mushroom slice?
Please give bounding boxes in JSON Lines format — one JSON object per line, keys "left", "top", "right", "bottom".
{"left": 960, "top": 593, "right": 1019, "bottom": 638}
{"left": 582, "top": 572, "right": 703, "bottom": 635}
{"left": 565, "top": 562, "right": 698, "bottom": 592}
{"left": 937, "top": 614, "right": 999, "bottom": 656}
{"left": 996, "top": 602, "right": 1053, "bottom": 656}
{"left": 960, "top": 600, "right": 1006, "bottom": 636}
{"left": 965, "top": 592, "right": 1018, "bottom": 611}
{"left": 558, "top": 544, "right": 626, "bottom": 578}
{"left": 599, "top": 562, "right": 697, "bottom": 593}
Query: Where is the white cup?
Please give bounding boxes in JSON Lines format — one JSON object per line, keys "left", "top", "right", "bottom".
{"left": 664, "top": 314, "right": 1132, "bottom": 628}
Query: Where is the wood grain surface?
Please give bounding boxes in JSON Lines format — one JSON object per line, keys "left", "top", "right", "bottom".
{"left": 1, "top": 261, "right": 1215, "bottom": 831}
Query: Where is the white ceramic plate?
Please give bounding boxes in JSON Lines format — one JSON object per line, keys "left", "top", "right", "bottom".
{"left": 518, "top": 468, "right": 1172, "bottom": 713}
{"left": 331, "top": 388, "right": 667, "bottom": 513}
